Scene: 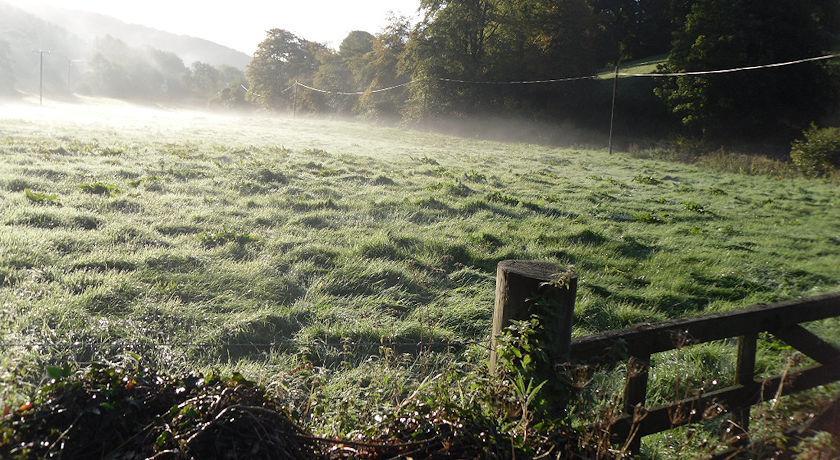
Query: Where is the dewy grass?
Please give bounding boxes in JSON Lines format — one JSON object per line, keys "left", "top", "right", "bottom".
{"left": 0, "top": 111, "right": 838, "bottom": 455}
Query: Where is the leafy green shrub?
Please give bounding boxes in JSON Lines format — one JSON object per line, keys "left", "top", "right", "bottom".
{"left": 0, "top": 367, "right": 318, "bottom": 459}
{"left": 791, "top": 125, "right": 840, "bottom": 177}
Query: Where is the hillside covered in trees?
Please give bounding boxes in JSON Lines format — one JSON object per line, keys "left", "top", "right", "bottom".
{"left": 247, "top": 0, "right": 840, "bottom": 146}
{"left": 1, "top": 0, "right": 838, "bottom": 147}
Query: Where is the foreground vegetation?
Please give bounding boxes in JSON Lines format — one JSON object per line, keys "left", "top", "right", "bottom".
{"left": 1, "top": 109, "right": 839, "bottom": 456}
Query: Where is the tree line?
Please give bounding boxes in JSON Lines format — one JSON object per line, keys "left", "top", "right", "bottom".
{"left": 82, "top": 36, "right": 248, "bottom": 107}
{"left": 247, "top": 0, "right": 840, "bottom": 144}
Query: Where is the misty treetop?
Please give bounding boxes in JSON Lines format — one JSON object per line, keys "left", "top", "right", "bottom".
{"left": 246, "top": 0, "right": 839, "bottom": 144}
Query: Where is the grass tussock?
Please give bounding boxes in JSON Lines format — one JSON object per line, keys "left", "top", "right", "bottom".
{"left": 79, "top": 181, "right": 122, "bottom": 197}
{"left": 23, "top": 189, "right": 60, "bottom": 206}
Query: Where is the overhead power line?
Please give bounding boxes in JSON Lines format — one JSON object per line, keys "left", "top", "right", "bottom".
{"left": 621, "top": 53, "right": 840, "bottom": 77}
{"left": 296, "top": 80, "right": 414, "bottom": 95}
{"left": 285, "top": 52, "right": 840, "bottom": 95}
{"left": 438, "top": 75, "right": 597, "bottom": 85}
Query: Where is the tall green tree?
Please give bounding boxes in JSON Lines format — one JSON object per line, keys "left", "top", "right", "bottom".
{"left": 405, "top": 0, "right": 610, "bottom": 119}
{"left": 656, "top": 0, "right": 836, "bottom": 140}
{"left": 85, "top": 36, "right": 172, "bottom": 100}
{"left": 404, "top": 0, "right": 499, "bottom": 118}
{"left": 358, "top": 17, "right": 412, "bottom": 119}
{"left": 312, "top": 50, "right": 356, "bottom": 113}
{"left": 340, "top": 31, "right": 375, "bottom": 58}
{"left": 246, "top": 29, "right": 322, "bottom": 109}
{"left": 339, "top": 30, "right": 376, "bottom": 89}
{"left": 148, "top": 49, "right": 188, "bottom": 100}
{"left": 86, "top": 53, "right": 132, "bottom": 98}
{"left": 185, "top": 62, "right": 222, "bottom": 98}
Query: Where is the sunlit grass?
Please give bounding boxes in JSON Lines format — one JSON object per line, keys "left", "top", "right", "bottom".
{"left": 0, "top": 108, "right": 838, "bottom": 453}
{"left": 597, "top": 54, "right": 667, "bottom": 79}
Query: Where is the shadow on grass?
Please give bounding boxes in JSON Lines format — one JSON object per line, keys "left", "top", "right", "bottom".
{"left": 216, "top": 310, "right": 314, "bottom": 360}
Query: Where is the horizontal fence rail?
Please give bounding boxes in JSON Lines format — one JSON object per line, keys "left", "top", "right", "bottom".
{"left": 569, "top": 293, "right": 840, "bottom": 363}
{"left": 490, "top": 261, "right": 840, "bottom": 456}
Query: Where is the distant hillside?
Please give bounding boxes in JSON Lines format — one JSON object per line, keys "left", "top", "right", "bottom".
{"left": 0, "top": 2, "right": 248, "bottom": 105}
{"left": 0, "top": 2, "right": 86, "bottom": 94}
{"left": 7, "top": 2, "right": 251, "bottom": 69}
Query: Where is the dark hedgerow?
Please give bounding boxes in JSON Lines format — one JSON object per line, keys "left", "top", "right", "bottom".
{"left": 0, "top": 365, "right": 318, "bottom": 460}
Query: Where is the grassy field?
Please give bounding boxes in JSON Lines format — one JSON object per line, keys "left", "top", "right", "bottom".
{"left": 598, "top": 55, "right": 667, "bottom": 78}
{"left": 1, "top": 103, "right": 839, "bottom": 454}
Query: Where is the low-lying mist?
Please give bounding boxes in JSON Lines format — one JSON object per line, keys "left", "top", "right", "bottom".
{"left": 0, "top": 97, "right": 615, "bottom": 152}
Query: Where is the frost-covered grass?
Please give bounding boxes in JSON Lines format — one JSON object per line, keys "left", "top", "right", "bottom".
{"left": 0, "top": 106, "right": 838, "bottom": 454}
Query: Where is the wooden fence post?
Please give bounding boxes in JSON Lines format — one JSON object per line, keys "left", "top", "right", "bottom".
{"left": 728, "top": 333, "right": 757, "bottom": 443}
{"left": 490, "top": 260, "right": 577, "bottom": 373}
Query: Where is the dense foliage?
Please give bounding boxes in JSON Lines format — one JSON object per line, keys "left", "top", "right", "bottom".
{"left": 656, "top": 0, "right": 838, "bottom": 140}
{"left": 791, "top": 125, "right": 840, "bottom": 177}
{"left": 246, "top": 0, "right": 840, "bottom": 145}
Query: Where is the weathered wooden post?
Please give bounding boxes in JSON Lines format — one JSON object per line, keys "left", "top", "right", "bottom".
{"left": 489, "top": 260, "right": 578, "bottom": 373}
{"left": 731, "top": 333, "right": 757, "bottom": 435}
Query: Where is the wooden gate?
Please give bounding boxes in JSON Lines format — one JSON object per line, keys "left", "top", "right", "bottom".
{"left": 491, "top": 260, "right": 840, "bottom": 455}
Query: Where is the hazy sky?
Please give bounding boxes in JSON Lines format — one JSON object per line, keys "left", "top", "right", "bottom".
{"left": 10, "top": 0, "right": 421, "bottom": 54}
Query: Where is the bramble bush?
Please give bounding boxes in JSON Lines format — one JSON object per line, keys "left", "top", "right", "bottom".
{"left": 791, "top": 125, "right": 840, "bottom": 177}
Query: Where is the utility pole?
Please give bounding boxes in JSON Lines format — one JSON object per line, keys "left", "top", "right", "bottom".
{"left": 292, "top": 81, "right": 298, "bottom": 118}
{"left": 608, "top": 60, "right": 620, "bottom": 155}
{"left": 34, "top": 50, "right": 51, "bottom": 105}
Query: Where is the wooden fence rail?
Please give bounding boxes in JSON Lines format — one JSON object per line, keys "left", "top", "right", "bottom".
{"left": 491, "top": 260, "right": 840, "bottom": 456}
